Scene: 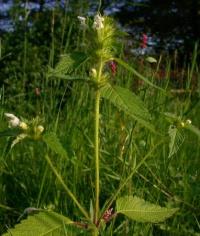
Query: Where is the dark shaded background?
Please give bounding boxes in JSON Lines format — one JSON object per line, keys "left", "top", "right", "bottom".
{"left": 0, "top": 0, "right": 200, "bottom": 57}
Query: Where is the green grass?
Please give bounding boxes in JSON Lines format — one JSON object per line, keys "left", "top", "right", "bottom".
{"left": 0, "top": 6, "right": 200, "bottom": 236}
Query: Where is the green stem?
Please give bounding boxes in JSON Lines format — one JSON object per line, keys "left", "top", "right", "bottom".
{"left": 94, "top": 60, "right": 103, "bottom": 225}
{"left": 94, "top": 89, "right": 100, "bottom": 224}
{"left": 93, "top": 227, "right": 99, "bottom": 236}
{"left": 45, "top": 154, "right": 90, "bottom": 220}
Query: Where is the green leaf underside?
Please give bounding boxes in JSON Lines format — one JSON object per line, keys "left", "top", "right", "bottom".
{"left": 100, "top": 84, "right": 155, "bottom": 132}
{"left": 168, "top": 125, "right": 184, "bottom": 158}
{"left": 3, "top": 211, "right": 73, "bottom": 236}
{"left": 43, "top": 132, "right": 68, "bottom": 157}
{"left": 116, "top": 196, "right": 178, "bottom": 223}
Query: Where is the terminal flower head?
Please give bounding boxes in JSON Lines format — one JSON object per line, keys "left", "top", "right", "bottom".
{"left": 5, "top": 113, "right": 20, "bottom": 127}
{"left": 93, "top": 14, "right": 104, "bottom": 29}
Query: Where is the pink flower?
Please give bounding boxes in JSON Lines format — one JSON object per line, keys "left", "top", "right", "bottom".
{"left": 141, "top": 33, "right": 148, "bottom": 49}
{"left": 102, "top": 208, "right": 115, "bottom": 223}
{"left": 109, "top": 61, "right": 117, "bottom": 76}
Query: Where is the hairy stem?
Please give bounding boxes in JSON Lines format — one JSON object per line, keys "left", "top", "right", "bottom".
{"left": 94, "top": 60, "right": 103, "bottom": 227}
{"left": 94, "top": 89, "right": 100, "bottom": 225}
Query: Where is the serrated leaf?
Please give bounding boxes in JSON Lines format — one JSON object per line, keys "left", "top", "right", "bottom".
{"left": 43, "top": 132, "right": 68, "bottom": 158}
{"left": 48, "top": 52, "right": 88, "bottom": 76}
{"left": 168, "top": 125, "right": 184, "bottom": 158}
{"left": 100, "top": 84, "right": 155, "bottom": 132}
{"left": 116, "top": 196, "right": 178, "bottom": 223}
{"left": 3, "top": 211, "right": 73, "bottom": 236}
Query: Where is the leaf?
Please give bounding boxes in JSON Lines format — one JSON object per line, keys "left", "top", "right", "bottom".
{"left": 185, "top": 124, "right": 200, "bottom": 139}
{"left": 116, "top": 196, "right": 178, "bottom": 223}
{"left": 113, "top": 57, "right": 165, "bottom": 92}
{"left": 3, "top": 211, "right": 73, "bottom": 236}
{"left": 163, "top": 112, "right": 181, "bottom": 123}
{"left": 0, "top": 128, "right": 22, "bottom": 137}
{"left": 168, "top": 125, "right": 185, "bottom": 158}
{"left": 48, "top": 52, "right": 88, "bottom": 76}
{"left": 0, "top": 203, "right": 13, "bottom": 211}
{"left": 100, "top": 84, "right": 155, "bottom": 132}
{"left": 145, "top": 56, "right": 157, "bottom": 63}
{"left": 48, "top": 74, "right": 91, "bottom": 83}
{"left": 43, "top": 132, "right": 68, "bottom": 158}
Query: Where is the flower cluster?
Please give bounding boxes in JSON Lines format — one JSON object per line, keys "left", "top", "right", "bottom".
{"left": 102, "top": 208, "right": 114, "bottom": 223}
{"left": 78, "top": 14, "right": 104, "bottom": 30}
{"left": 180, "top": 119, "right": 192, "bottom": 127}
{"left": 4, "top": 113, "right": 44, "bottom": 148}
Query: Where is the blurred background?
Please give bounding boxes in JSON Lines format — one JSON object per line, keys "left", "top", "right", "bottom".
{"left": 0, "top": 0, "right": 200, "bottom": 56}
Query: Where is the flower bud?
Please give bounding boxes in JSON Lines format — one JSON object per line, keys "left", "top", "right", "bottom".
{"left": 91, "top": 68, "right": 97, "bottom": 78}
{"left": 180, "top": 122, "right": 185, "bottom": 127}
{"left": 37, "top": 125, "right": 44, "bottom": 134}
{"left": 19, "top": 122, "right": 28, "bottom": 130}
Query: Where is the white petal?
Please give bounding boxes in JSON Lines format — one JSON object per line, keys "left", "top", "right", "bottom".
{"left": 5, "top": 113, "right": 20, "bottom": 127}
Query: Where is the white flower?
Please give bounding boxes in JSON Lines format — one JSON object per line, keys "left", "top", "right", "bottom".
{"left": 5, "top": 113, "right": 20, "bottom": 127}
{"left": 93, "top": 14, "right": 104, "bottom": 29}
{"left": 186, "top": 119, "right": 192, "bottom": 125}
{"left": 77, "top": 16, "right": 86, "bottom": 27}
